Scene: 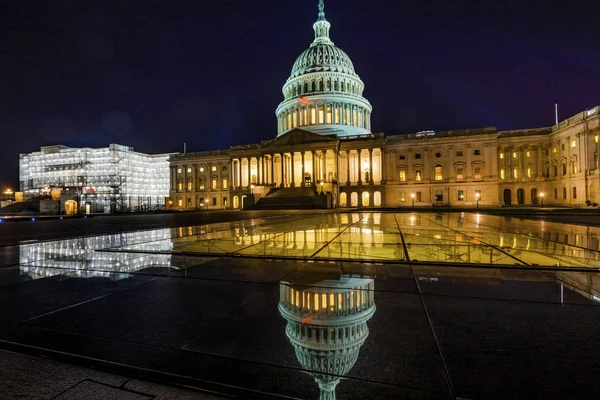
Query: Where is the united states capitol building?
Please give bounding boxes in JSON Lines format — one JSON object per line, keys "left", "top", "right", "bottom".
{"left": 168, "top": 0, "right": 600, "bottom": 210}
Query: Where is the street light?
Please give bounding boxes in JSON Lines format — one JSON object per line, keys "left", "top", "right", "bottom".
{"left": 320, "top": 181, "right": 324, "bottom": 194}
{"left": 250, "top": 184, "right": 254, "bottom": 194}
{"left": 540, "top": 192, "right": 544, "bottom": 208}
{"left": 4, "top": 188, "right": 13, "bottom": 195}
{"left": 168, "top": 200, "right": 172, "bottom": 211}
{"left": 411, "top": 193, "right": 415, "bottom": 209}
{"left": 475, "top": 192, "right": 480, "bottom": 209}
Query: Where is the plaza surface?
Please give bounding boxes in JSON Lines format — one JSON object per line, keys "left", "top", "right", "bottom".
{"left": 0, "top": 211, "right": 599, "bottom": 399}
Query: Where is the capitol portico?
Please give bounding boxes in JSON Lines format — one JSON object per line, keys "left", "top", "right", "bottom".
{"left": 168, "top": 0, "right": 600, "bottom": 210}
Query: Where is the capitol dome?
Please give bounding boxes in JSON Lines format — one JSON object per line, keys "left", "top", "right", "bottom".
{"left": 276, "top": 0, "right": 372, "bottom": 138}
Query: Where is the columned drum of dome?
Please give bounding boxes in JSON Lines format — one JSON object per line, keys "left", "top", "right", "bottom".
{"left": 276, "top": 0, "right": 373, "bottom": 138}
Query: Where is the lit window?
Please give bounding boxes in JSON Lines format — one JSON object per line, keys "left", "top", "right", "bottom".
{"left": 415, "top": 170, "right": 422, "bottom": 181}
{"left": 476, "top": 190, "right": 482, "bottom": 200}
{"left": 553, "top": 147, "right": 557, "bottom": 153}
{"left": 596, "top": 135, "right": 599, "bottom": 143}
{"left": 177, "top": 168, "right": 182, "bottom": 174}
{"left": 178, "top": 199, "right": 182, "bottom": 206}
{"left": 527, "top": 167, "right": 531, "bottom": 178}
{"left": 513, "top": 152, "right": 517, "bottom": 158}
{"left": 222, "top": 178, "right": 228, "bottom": 189}
{"left": 474, "top": 166, "right": 481, "bottom": 179}
{"left": 199, "top": 167, "right": 205, "bottom": 172}
{"left": 456, "top": 167, "right": 464, "bottom": 180}
{"left": 526, "top": 151, "right": 530, "bottom": 157}
{"left": 457, "top": 190, "right": 464, "bottom": 201}
{"left": 177, "top": 181, "right": 183, "bottom": 191}
{"left": 434, "top": 166, "right": 443, "bottom": 180}
{"left": 571, "top": 140, "right": 576, "bottom": 148}
{"left": 211, "top": 166, "right": 217, "bottom": 172}
{"left": 573, "top": 161, "right": 578, "bottom": 174}
{"left": 513, "top": 168, "right": 518, "bottom": 179}
{"left": 186, "top": 167, "right": 192, "bottom": 173}
{"left": 500, "top": 169, "right": 505, "bottom": 179}
{"left": 187, "top": 181, "right": 192, "bottom": 190}
{"left": 399, "top": 171, "right": 406, "bottom": 181}
{"left": 212, "top": 178, "right": 217, "bottom": 189}
{"left": 500, "top": 153, "right": 504, "bottom": 159}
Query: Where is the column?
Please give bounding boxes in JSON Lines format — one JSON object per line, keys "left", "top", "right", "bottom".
{"left": 357, "top": 150, "right": 362, "bottom": 184}
{"left": 270, "top": 155, "right": 274, "bottom": 184}
{"left": 321, "top": 150, "right": 326, "bottom": 182}
{"left": 291, "top": 152, "right": 296, "bottom": 187}
{"left": 280, "top": 153, "right": 284, "bottom": 187}
{"left": 301, "top": 151, "right": 305, "bottom": 187}
{"left": 346, "top": 150, "right": 350, "bottom": 185}
{"left": 312, "top": 151, "right": 317, "bottom": 186}
{"left": 368, "top": 148, "right": 373, "bottom": 184}
{"left": 247, "top": 158, "right": 251, "bottom": 187}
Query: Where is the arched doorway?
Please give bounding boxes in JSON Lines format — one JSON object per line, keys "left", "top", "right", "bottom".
{"left": 531, "top": 188, "right": 538, "bottom": 205}
{"left": 517, "top": 188, "right": 525, "bottom": 205}
{"left": 503, "top": 189, "right": 512, "bottom": 206}
{"left": 351, "top": 192, "right": 358, "bottom": 207}
{"left": 64, "top": 200, "right": 77, "bottom": 215}
{"left": 241, "top": 195, "right": 248, "bottom": 209}
{"left": 362, "top": 192, "right": 370, "bottom": 207}
{"left": 374, "top": 191, "right": 382, "bottom": 206}
{"left": 339, "top": 192, "right": 347, "bottom": 207}
{"left": 304, "top": 172, "right": 312, "bottom": 187}
{"left": 233, "top": 195, "right": 239, "bottom": 209}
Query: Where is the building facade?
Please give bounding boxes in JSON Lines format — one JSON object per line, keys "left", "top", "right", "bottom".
{"left": 169, "top": 1, "right": 600, "bottom": 210}
{"left": 20, "top": 143, "right": 173, "bottom": 214}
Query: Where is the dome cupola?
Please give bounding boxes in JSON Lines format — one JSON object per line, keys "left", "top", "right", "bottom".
{"left": 276, "top": 0, "right": 373, "bottom": 138}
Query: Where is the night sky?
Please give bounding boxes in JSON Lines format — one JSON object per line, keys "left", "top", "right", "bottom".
{"left": 1, "top": 0, "right": 599, "bottom": 189}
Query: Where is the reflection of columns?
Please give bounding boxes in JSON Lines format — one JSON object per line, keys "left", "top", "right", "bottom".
{"left": 291, "top": 152, "right": 296, "bottom": 187}
{"left": 369, "top": 148, "right": 373, "bottom": 184}
{"left": 280, "top": 153, "right": 284, "bottom": 187}
{"left": 301, "top": 151, "right": 305, "bottom": 186}
{"left": 346, "top": 150, "right": 350, "bottom": 185}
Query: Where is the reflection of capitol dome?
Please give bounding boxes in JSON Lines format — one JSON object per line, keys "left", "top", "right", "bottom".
{"left": 279, "top": 277, "right": 376, "bottom": 399}
{"left": 275, "top": 0, "right": 373, "bottom": 138}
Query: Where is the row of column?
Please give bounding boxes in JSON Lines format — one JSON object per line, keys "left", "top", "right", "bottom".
{"left": 278, "top": 103, "right": 371, "bottom": 132}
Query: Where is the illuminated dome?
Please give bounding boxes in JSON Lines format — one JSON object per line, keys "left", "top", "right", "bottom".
{"left": 276, "top": 0, "right": 372, "bottom": 138}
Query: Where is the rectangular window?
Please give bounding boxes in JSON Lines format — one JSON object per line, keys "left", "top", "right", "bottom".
{"left": 415, "top": 170, "right": 422, "bottom": 181}
{"left": 500, "top": 153, "right": 504, "bottom": 159}
{"left": 199, "top": 180, "right": 205, "bottom": 190}
{"left": 415, "top": 153, "right": 421, "bottom": 159}
{"left": 212, "top": 197, "right": 217, "bottom": 206}
{"left": 553, "top": 165, "right": 558, "bottom": 177}
{"left": 527, "top": 167, "right": 531, "bottom": 178}
{"left": 212, "top": 178, "right": 218, "bottom": 189}
{"left": 457, "top": 190, "right": 464, "bottom": 201}
{"left": 434, "top": 166, "right": 443, "bottom": 180}
{"left": 187, "top": 197, "right": 192, "bottom": 207}
{"left": 500, "top": 169, "right": 505, "bottom": 179}
{"left": 554, "top": 188, "right": 557, "bottom": 200}
{"left": 457, "top": 151, "right": 463, "bottom": 157}
{"left": 571, "top": 140, "right": 576, "bottom": 148}
{"left": 456, "top": 167, "right": 464, "bottom": 180}
{"left": 187, "top": 181, "right": 192, "bottom": 190}
{"left": 187, "top": 167, "right": 192, "bottom": 173}
{"left": 416, "top": 191, "right": 422, "bottom": 202}
{"left": 178, "top": 199, "right": 182, "bottom": 206}
{"left": 211, "top": 166, "right": 217, "bottom": 172}
{"left": 474, "top": 166, "right": 481, "bottom": 179}
{"left": 573, "top": 187, "right": 577, "bottom": 199}
{"left": 177, "top": 168, "right": 182, "bottom": 174}
{"left": 526, "top": 151, "right": 530, "bottom": 157}
{"left": 223, "top": 197, "right": 228, "bottom": 206}
{"left": 513, "top": 168, "right": 518, "bottom": 179}
{"left": 562, "top": 164, "right": 567, "bottom": 176}
{"left": 177, "top": 182, "right": 183, "bottom": 191}
{"left": 475, "top": 190, "right": 482, "bottom": 200}
{"left": 572, "top": 161, "right": 578, "bottom": 174}
{"left": 561, "top": 144, "right": 566, "bottom": 151}
{"left": 222, "top": 178, "right": 228, "bottom": 189}
{"left": 399, "top": 171, "right": 406, "bottom": 181}
{"left": 399, "top": 155, "right": 405, "bottom": 160}
{"left": 513, "top": 152, "right": 517, "bottom": 158}
{"left": 553, "top": 147, "right": 557, "bottom": 153}
{"left": 545, "top": 149, "right": 549, "bottom": 156}
{"left": 435, "top": 191, "right": 443, "bottom": 201}
{"left": 474, "top": 149, "right": 481, "bottom": 156}
{"left": 563, "top": 187, "right": 567, "bottom": 199}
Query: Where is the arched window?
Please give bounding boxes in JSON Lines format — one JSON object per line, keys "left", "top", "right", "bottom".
{"left": 351, "top": 192, "right": 359, "bottom": 207}
{"left": 233, "top": 195, "right": 239, "bottom": 209}
{"left": 374, "top": 191, "right": 382, "bottom": 206}
{"left": 362, "top": 192, "right": 370, "bottom": 207}
{"left": 326, "top": 105, "right": 332, "bottom": 124}
{"left": 326, "top": 80, "right": 331, "bottom": 91}
{"left": 340, "top": 192, "right": 347, "bottom": 207}
{"left": 318, "top": 79, "right": 323, "bottom": 91}
{"left": 334, "top": 80, "right": 339, "bottom": 91}
{"left": 305, "top": 82, "right": 309, "bottom": 93}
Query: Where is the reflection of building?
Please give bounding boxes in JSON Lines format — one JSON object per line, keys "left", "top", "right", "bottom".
{"left": 279, "top": 276, "right": 376, "bottom": 399}
{"left": 19, "top": 144, "right": 174, "bottom": 213}
{"left": 170, "top": 0, "right": 600, "bottom": 210}
{"left": 19, "top": 229, "right": 173, "bottom": 280}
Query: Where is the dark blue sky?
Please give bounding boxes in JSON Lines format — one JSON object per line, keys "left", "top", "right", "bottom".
{"left": 1, "top": 0, "right": 599, "bottom": 189}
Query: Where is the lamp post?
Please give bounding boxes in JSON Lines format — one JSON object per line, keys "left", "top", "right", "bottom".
{"left": 250, "top": 184, "right": 254, "bottom": 194}
{"left": 540, "top": 192, "right": 544, "bottom": 208}
{"left": 475, "top": 193, "right": 480, "bottom": 209}
{"left": 411, "top": 193, "right": 415, "bottom": 209}
{"left": 168, "top": 200, "right": 172, "bottom": 211}
{"left": 320, "top": 181, "right": 324, "bottom": 194}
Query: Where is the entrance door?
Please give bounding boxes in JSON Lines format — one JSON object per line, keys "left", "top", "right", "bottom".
{"left": 503, "top": 189, "right": 512, "bottom": 206}
{"left": 531, "top": 188, "right": 538, "bottom": 205}
{"left": 435, "top": 190, "right": 443, "bottom": 205}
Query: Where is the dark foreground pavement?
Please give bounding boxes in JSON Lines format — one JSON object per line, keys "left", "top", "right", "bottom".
{"left": 0, "top": 210, "right": 598, "bottom": 399}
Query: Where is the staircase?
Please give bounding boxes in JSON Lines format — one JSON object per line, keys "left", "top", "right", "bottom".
{"left": 253, "top": 187, "right": 327, "bottom": 210}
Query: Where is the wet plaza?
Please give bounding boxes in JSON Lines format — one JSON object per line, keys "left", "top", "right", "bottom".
{"left": 1, "top": 211, "right": 599, "bottom": 399}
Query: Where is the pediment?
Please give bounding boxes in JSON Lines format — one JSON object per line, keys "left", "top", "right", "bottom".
{"left": 262, "top": 128, "right": 338, "bottom": 148}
